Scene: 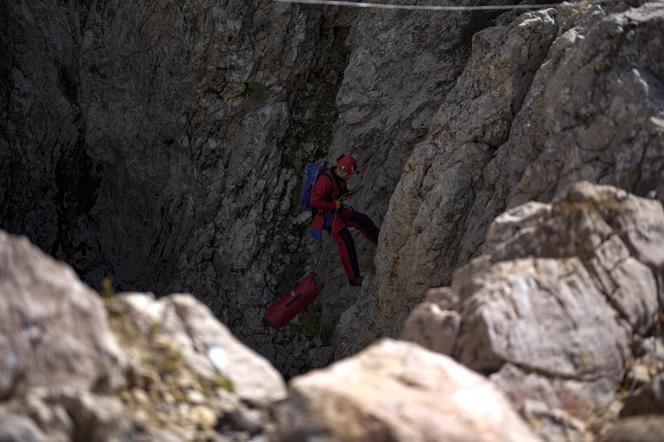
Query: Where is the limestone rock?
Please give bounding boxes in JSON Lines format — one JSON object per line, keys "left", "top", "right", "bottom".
{"left": 110, "top": 292, "right": 287, "bottom": 406}
{"left": 621, "top": 373, "right": 664, "bottom": 417}
{"left": 400, "top": 303, "right": 460, "bottom": 356}
{"left": 0, "top": 229, "right": 286, "bottom": 440}
{"left": 274, "top": 339, "right": 541, "bottom": 442}
{"left": 423, "top": 286, "right": 460, "bottom": 311}
{"left": 218, "top": 407, "right": 265, "bottom": 435}
{"left": 0, "top": 414, "right": 47, "bottom": 442}
{"left": 600, "top": 416, "right": 664, "bottom": 442}
{"left": 0, "top": 230, "right": 126, "bottom": 399}
{"left": 521, "top": 401, "right": 591, "bottom": 442}
{"left": 350, "top": 0, "right": 664, "bottom": 354}
{"left": 370, "top": 6, "right": 560, "bottom": 341}
{"left": 490, "top": 364, "right": 616, "bottom": 426}
{"left": 50, "top": 388, "right": 128, "bottom": 442}
{"left": 191, "top": 405, "right": 217, "bottom": 431}
{"left": 20, "top": 389, "right": 72, "bottom": 442}
{"left": 455, "top": 257, "right": 631, "bottom": 379}
{"left": 332, "top": 275, "right": 381, "bottom": 360}
{"left": 400, "top": 182, "right": 664, "bottom": 441}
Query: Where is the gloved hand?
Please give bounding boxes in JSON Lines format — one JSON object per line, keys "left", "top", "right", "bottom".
{"left": 334, "top": 200, "right": 343, "bottom": 209}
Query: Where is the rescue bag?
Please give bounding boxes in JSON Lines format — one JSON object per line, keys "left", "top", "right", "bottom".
{"left": 265, "top": 271, "right": 325, "bottom": 328}
{"left": 298, "top": 162, "right": 327, "bottom": 210}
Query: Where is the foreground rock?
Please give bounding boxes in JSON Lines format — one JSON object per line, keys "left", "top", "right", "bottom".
{"left": 401, "top": 182, "right": 664, "bottom": 441}
{"left": 0, "top": 229, "right": 285, "bottom": 441}
{"left": 275, "top": 339, "right": 541, "bottom": 442}
{"left": 109, "top": 292, "right": 287, "bottom": 407}
{"left": 1, "top": 228, "right": 549, "bottom": 440}
{"left": 600, "top": 416, "right": 664, "bottom": 442}
{"left": 0, "top": 230, "right": 126, "bottom": 399}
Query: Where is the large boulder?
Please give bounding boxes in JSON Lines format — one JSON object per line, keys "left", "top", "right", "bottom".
{"left": 274, "top": 339, "right": 541, "bottom": 442}
{"left": 400, "top": 288, "right": 461, "bottom": 356}
{"left": 0, "top": 229, "right": 286, "bottom": 440}
{"left": 0, "top": 230, "right": 126, "bottom": 399}
{"left": 109, "top": 292, "right": 287, "bottom": 407}
{"left": 600, "top": 416, "right": 664, "bottom": 442}
{"left": 401, "top": 182, "right": 664, "bottom": 440}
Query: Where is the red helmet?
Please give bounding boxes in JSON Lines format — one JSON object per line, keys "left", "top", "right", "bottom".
{"left": 337, "top": 155, "right": 358, "bottom": 175}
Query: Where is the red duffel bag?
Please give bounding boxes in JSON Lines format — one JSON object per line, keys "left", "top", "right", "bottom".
{"left": 265, "top": 271, "right": 325, "bottom": 328}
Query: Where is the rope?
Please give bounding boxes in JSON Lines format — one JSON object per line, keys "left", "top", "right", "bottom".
{"left": 323, "top": 210, "right": 339, "bottom": 283}
{"left": 313, "top": 209, "right": 339, "bottom": 279}
{"left": 311, "top": 163, "right": 328, "bottom": 273}
{"left": 274, "top": 0, "right": 567, "bottom": 12}
{"left": 313, "top": 245, "right": 326, "bottom": 271}
{"left": 316, "top": 210, "right": 339, "bottom": 341}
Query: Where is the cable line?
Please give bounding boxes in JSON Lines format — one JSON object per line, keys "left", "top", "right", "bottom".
{"left": 273, "top": 0, "right": 568, "bottom": 12}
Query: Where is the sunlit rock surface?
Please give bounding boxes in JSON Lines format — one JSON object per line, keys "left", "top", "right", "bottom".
{"left": 401, "top": 182, "right": 664, "bottom": 441}
{"left": 275, "top": 339, "right": 541, "bottom": 442}
{"left": 0, "top": 229, "right": 285, "bottom": 441}
{"left": 337, "top": 0, "right": 664, "bottom": 359}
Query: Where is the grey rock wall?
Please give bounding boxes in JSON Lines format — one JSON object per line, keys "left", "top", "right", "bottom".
{"left": 3, "top": 0, "right": 345, "bottom": 376}
{"left": 337, "top": 0, "right": 664, "bottom": 356}
{"left": 7, "top": 0, "right": 662, "bottom": 380}
{"left": 0, "top": 228, "right": 286, "bottom": 441}
{"left": 319, "top": 4, "right": 497, "bottom": 331}
{"left": 1, "top": 0, "right": 504, "bottom": 375}
{"left": 1, "top": 0, "right": 87, "bottom": 254}
{"left": 74, "top": 0, "right": 330, "bottom": 376}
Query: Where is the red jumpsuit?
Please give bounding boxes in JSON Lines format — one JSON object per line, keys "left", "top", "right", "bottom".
{"left": 309, "top": 167, "right": 380, "bottom": 282}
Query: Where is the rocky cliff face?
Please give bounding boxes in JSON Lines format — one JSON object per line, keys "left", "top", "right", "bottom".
{"left": 401, "top": 182, "right": 664, "bottom": 441}
{"left": 336, "top": 0, "right": 664, "bottom": 356}
{"left": 2, "top": 0, "right": 500, "bottom": 376}
{"left": 5, "top": 0, "right": 664, "bottom": 440}
{"left": 4, "top": 0, "right": 341, "bottom": 377}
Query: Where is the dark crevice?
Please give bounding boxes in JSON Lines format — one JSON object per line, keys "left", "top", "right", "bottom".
{"left": 498, "top": 359, "right": 608, "bottom": 383}
{"left": 52, "top": 54, "right": 100, "bottom": 270}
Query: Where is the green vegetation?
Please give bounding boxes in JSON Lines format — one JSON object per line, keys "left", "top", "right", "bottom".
{"left": 298, "top": 309, "right": 323, "bottom": 338}
{"left": 214, "top": 374, "right": 235, "bottom": 393}
{"left": 101, "top": 276, "right": 116, "bottom": 298}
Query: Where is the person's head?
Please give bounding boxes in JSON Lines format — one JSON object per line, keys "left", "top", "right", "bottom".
{"left": 336, "top": 154, "right": 358, "bottom": 179}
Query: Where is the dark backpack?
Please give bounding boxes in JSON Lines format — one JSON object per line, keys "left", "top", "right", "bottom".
{"left": 299, "top": 162, "right": 327, "bottom": 210}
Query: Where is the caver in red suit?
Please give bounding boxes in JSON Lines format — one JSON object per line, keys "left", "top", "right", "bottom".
{"left": 309, "top": 155, "right": 380, "bottom": 287}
